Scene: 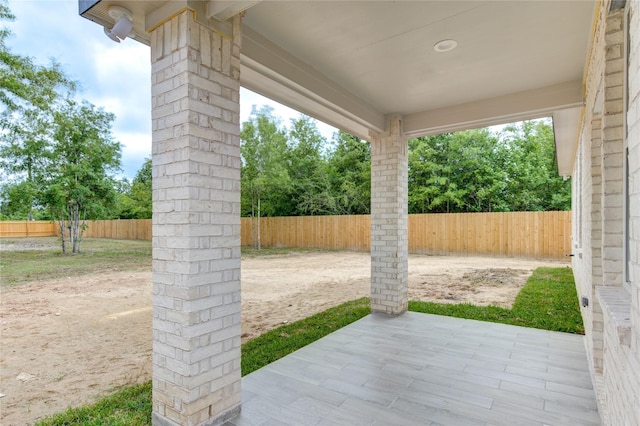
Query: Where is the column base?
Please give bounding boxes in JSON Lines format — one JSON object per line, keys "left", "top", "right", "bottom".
{"left": 152, "top": 404, "right": 241, "bottom": 426}
{"left": 370, "top": 307, "right": 408, "bottom": 317}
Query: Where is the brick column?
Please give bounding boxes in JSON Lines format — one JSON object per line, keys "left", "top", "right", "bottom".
{"left": 370, "top": 116, "right": 408, "bottom": 315}
{"left": 150, "top": 10, "right": 242, "bottom": 426}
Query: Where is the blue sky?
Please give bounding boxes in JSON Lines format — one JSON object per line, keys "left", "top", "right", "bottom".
{"left": 5, "top": 0, "right": 337, "bottom": 179}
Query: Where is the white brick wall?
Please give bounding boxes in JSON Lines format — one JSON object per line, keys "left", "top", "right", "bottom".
{"left": 370, "top": 116, "right": 409, "bottom": 315}
{"left": 150, "top": 10, "right": 242, "bottom": 426}
{"left": 572, "top": 3, "right": 607, "bottom": 411}
{"left": 575, "top": 1, "right": 640, "bottom": 424}
{"left": 599, "top": 3, "right": 640, "bottom": 424}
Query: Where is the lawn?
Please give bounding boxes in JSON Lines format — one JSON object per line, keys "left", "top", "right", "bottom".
{"left": 35, "top": 262, "right": 583, "bottom": 425}
{"left": 0, "top": 238, "right": 152, "bottom": 287}
{"left": 409, "top": 266, "right": 584, "bottom": 334}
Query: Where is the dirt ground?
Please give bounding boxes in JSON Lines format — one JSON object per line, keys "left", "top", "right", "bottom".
{"left": 0, "top": 249, "right": 567, "bottom": 425}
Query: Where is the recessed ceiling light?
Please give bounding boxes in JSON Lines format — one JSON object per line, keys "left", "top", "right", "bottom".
{"left": 433, "top": 39, "right": 458, "bottom": 53}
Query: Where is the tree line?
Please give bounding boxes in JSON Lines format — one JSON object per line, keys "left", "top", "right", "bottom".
{"left": 240, "top": 107, "right": 570, "bottom": 219}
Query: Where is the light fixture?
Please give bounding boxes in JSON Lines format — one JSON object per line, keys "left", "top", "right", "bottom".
{"left": 433, "top": 39, "right": 458, "bottom": 53}
{"left": 104, "top": 6, "right": 133, "bottom": 43}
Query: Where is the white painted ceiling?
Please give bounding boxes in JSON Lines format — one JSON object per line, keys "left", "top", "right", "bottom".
{"left": 244, "top": 1, "right": 589, "bottom": 115}
{"left": 80, "top": 0, "right": 597, "bottom": 175}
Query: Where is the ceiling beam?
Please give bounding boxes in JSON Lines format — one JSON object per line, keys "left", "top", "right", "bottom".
{"left": 206, "top": 1, "right": 262, "bottom": 21}
{"left": 403, "top": 80, "right": 584, "bottom": 137}
{"left": 553, "top": 106, "right": 583, "bottom": 177}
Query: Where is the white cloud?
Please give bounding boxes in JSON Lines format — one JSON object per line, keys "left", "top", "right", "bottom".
{"left": 117, "top": 131, "right": 152, "bottom": 178}
{"left": 89, "top": 43, "right": 152, "bottom": 139}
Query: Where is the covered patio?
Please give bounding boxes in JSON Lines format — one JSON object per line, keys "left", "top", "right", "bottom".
{"left": 227, "top": 312, "right": 600, "bottom": 426}
{"left": 76, "top": 1, "right": 605, "bottom": 425}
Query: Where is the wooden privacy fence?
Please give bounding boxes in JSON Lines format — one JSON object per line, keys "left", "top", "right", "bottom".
{"left": 1, "top": 211, "right": 571, "bottom": 259}
{"left": 82, "top": 219, "right": 152, "bottom": 240}
{"left": 407, "top": 211, "right": 571, "bottom": 259}
{"left": 0, "top": 220, "right": 152, "bottom": 240}
{"left": 0, "top": 221, "right": 58, "bottom": 237}
{"left": 243, "top": 215, "right": 371, "bottom": 252}
{"left": 242, "top": 211, "right": 572, "bottom": 259}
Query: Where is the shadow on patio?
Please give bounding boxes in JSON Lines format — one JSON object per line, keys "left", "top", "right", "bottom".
{"left": 225, "top": 312, "right": 600, "bottom": 426}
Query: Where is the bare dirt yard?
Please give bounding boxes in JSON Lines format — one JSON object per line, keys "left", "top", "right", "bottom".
{"left": 0, "top": 246, "right": 567, "bottom": 425}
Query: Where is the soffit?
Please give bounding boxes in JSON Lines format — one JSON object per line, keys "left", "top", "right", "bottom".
{"left": 242, "top": 1, "right": 591, "bottom": 116}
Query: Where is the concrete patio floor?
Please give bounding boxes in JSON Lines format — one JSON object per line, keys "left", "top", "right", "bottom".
{"left": 225, "top": 312, "right": 601, "bottom": 426}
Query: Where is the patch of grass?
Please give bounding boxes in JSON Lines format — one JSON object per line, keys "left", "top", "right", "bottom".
{"left": 409, "top": 266, "right": 584, "bottom": 334}
{"left": 241, "top": 297, "right": 371, "bottom": 375}
{"left": 0, "top": 237, "right": 151, "bottom": 287}
{"left": 510, "top": 267, "right": 584, "bottom": 333}
{"left": 35, "top": 381, "right": 152, "bottom": 426}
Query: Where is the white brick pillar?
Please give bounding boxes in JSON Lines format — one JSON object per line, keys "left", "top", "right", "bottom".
{"left": 369, "top": 116, "right": 408, "bottom": 315}
{"left": 150, "top": 10, "right": 242, "bottom": 426}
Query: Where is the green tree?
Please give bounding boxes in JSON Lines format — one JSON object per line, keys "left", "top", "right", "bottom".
{"left": 41, "top": 100, "right": 122, "bottom": 253}
{"left": 500, "top": 120, "right": 571, "bottom": 211}
{"left": 241, "top": 106, "right": 291, "bottom": 248}
{"left": 408, "top": 133, "right": 447, "bottom": 213}
{"left": 0, "top": 1, "right": 76, "bottom": 220}
{"left": 1, "top": 3, "right": 123, "bottom": 252}
{"left": 286, "top": 116, "right": 332, "bottom": 216}
{"left": 407, "top": 120, "right": 569, "bottom": 214}
{"left": 130, "top": 157, "right": 152, "bottom": 218}
{"left": 125, "top": 157, "right": 152, "bottom": 219}
{"left": 325, "top": 131, "right": 371, "bottom": 215}
{"left": 0, "top": 180, "right": 39, "bottom": 219}
{"left": 110, "top": 178, "right": 135, "bottom": 219}
{"left": 0, "top": 1, "right": 74, "bottom": 114}
{"left": 0, "top": 108, "right": 54, "bottom": 219}
{"left": 110, "top": 159, "right": 152, "bottom": 219}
